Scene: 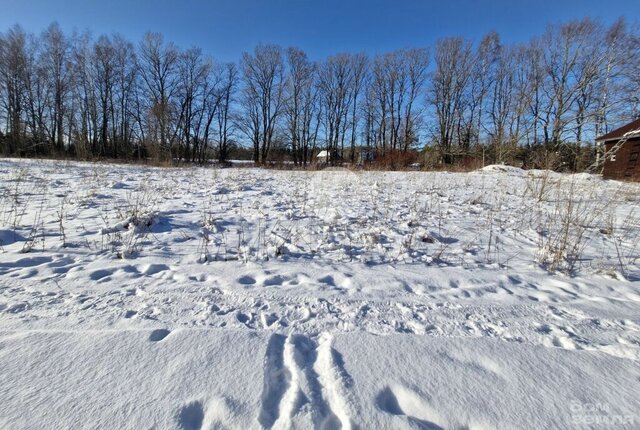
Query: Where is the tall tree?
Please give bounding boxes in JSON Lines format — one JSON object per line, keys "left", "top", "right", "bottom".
{"left": 94, "top": 35, "right": 117, "bottom": 156}
{"left": 0, "top": 25, "right": 28, "bottom": 154}
{"left": 240, "top": 45, "right": 285, "bottom": 164}
{"left": 348, "top": 53, "right": 368, "bottom": 161}
{"left": 138, "top": 32, "right": 179, "bottom": 160}
{"left": 285, "top": 47, "right": 315, "bottom": 165}
{"left": 318, "top": 54, "right": 354, "bottom": 162}
{"left": 214, "top": 62, "right": 238, "bottom": 163}
{"left": 42, "top": 22, "right": 72, "bottom": 152}
{"left": 401, "top": 48, "right": 429, "bottom": 152}
{"left": 428, "top": 37, "right": 474, "bottom": 164}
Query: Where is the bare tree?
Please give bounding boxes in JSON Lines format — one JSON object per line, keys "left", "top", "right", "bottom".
{"left": 347, "top": 53, "right": 368, "bottom": 162}
{"left": 541, "top": 19, "right": 599, "bottom": 153}
{"left": 174, "top": 47, "right": 210, "bottom": 162}
{"left": 240, "top": 45, "right": 285, "bottom": 164}
{"left": 428, "top": 37, "right": 474, "bottom": 164}
{"left": 401, "top": 48, "right": 429, "bottom": 152}
{"left": 138, "top": 32, "right": 179, "bottom": 160}
{"left": 215, "top": 62, "right": 238, "bottom": 163}
{"left": 23, "top": 33, "right": 50, "bottom": 153}
{"left": 507, "top": 45, "right": 533, "bottom": 163}
{"left": 471, "top": 32, "right": 501, "bottom": 152}
{"left": 112, "top": 35, "right": 137, "bottom": 158}
{"left": 318, "top": 54, "right": 354, "bottom": 162}
{"left": 0, "top": 25, "right": 28, "bottom": 154}
{"left": 285, "top": 47, "right": 316, "bottom": 165}
{"left": 69, "top": 31, "right": 98, "bottom": 157}
{"left": 41, "top": 22, "right": 72, "bottom": 152}
{"left": 94, "top": 35, "right": 117, "bottom": 157}
{"left": 486, "top": 44, "right": 516, "bottom": 163}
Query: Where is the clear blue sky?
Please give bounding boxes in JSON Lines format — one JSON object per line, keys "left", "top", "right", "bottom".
{"left": 1, "top": 0, "right": 638, "bottom": 62}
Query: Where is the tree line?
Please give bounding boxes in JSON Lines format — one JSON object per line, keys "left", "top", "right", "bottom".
{"left": 0, "top": 18, "right": 638, "bottom": 169}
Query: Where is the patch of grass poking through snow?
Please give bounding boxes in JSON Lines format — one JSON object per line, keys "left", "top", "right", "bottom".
{"left": 99, "top": 185, "right": 160, "bottom": 259}
{"left": 535, "top": 178, "right": 610, "bottom": 274}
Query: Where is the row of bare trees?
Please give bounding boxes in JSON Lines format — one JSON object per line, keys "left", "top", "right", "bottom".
{"left": 430, "top": 19, "right": 639, "bottom": 169}
{"left": 1, "top": 18, "right": 639, "bottom": 169}
{"left": 0, "top": 24, "right": 237, "bottom": 162}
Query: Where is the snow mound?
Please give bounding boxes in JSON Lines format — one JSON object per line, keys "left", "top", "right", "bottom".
{"left": 570, "top": 172, "right": 600, "bottom": 181}
{"left": 480, "top": 164, "right": 526, "bottom": 176}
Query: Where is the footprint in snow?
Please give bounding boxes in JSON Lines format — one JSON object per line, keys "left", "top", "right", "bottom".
{"left": 263, "top": 275, "right": 287, "bottom": 287}
{"left": 237, "top": 275, "right": 256, "bottom": 285}
{"left": 318, "top": 275, "right": 336, "bottom": 287}
{"left": 236, "top": 312, "right": 254, "bottom": 326}
{"left": 261, "top": 312, "right": 279, "bottom": 328}
{"left": 89, "top": 269, "right": 114, "bottom": 281}
{"left": 149, "top": 328, "right": 171, "bottom": 342}
{"left": 177, "top": 400, "right": 204, "bottom": 430}
{"left": 376, "top": 385, "right": 446, "bottom": 430}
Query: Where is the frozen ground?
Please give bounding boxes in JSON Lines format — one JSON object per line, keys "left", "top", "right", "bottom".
{"left": 0, "top": 158, "right": 639, "bottom": 429}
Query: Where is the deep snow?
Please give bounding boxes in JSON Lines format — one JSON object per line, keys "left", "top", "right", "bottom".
{"left": 0, "top": 158, "right": 639, "bottom": 429}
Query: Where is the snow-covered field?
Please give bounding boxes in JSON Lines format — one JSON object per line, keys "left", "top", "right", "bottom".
{"left": 1, "top": 158, "right": 639, "bottom": 429}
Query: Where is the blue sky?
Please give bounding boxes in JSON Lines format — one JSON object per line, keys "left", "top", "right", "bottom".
{"left": 1, "top": 0, "right": 638, "bottom": 61}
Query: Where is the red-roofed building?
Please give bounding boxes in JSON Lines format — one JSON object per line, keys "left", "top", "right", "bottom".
{"left": 595, "top": 118, "right": 640, "bottom": 181}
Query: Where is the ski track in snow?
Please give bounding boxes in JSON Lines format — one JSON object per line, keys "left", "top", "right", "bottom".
{"left": 258, "top": 332, "right": 352, "bottom": 429}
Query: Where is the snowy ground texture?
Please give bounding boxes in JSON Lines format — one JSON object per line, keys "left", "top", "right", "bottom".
{"left": 1, "top": 158, "right": 639, "bottom": 429}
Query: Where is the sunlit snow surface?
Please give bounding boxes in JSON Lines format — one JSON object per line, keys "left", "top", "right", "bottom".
{"left": 1, "top": 158, "right": 639, "bottom": 429}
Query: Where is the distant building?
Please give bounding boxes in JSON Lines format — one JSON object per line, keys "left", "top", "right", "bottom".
{"left": 315, "top": 149, "right": 342, "bottom": 164}
{"left": 595, "top": 118, "right": 640, "bottom": 181}
{"left": 316, "top": 150, "right": 330, "bottom": 163}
